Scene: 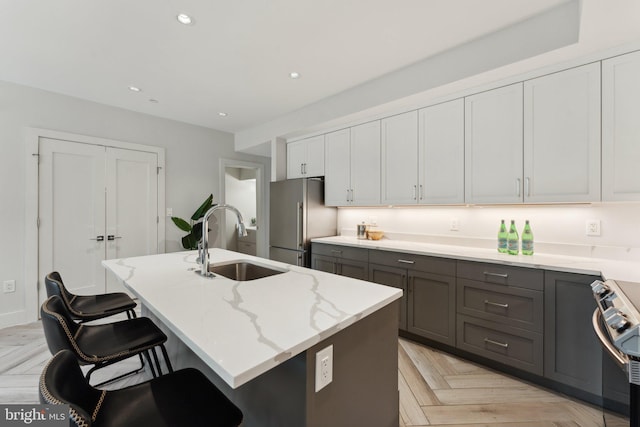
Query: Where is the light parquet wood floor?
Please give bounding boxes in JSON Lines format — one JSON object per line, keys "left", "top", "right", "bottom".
{"left": 0, "top": 320, "right": 628, "bottom": 426}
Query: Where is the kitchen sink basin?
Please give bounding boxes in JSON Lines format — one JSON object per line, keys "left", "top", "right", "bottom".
{"left": 209, "top": 261, "right": 286, "bottom": 281}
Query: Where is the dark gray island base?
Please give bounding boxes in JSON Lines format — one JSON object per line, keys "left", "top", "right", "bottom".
{"left": 145, "top": 300, "right": 399, "bottom": 427}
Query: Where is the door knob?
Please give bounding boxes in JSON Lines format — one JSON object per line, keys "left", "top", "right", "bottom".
{"left": 107, "top": 235, "right": 122, "bottom": 241}
{"left": 89, "top": 235, "right": 104, "bottom": 241}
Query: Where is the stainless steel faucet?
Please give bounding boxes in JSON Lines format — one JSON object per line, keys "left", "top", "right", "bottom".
{"left": 198, "top": 204, "right": 248, "bottom": 276}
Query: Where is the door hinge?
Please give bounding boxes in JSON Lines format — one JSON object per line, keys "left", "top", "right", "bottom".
{"left": 32, "top": 153, "right": 40, "bottom": 163}
{"left": 157, "top": 166, "right": 162, "bottom": 175}
{"left": 157, "top": 216, "right": 159, "bottom": 224}
{"left": 37, "top": 217, "right": 41, "bottom": 228}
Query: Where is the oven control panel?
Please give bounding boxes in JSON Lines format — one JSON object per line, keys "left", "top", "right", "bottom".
{"left": 592, "top": 279, "right": 640, "bottom": 358}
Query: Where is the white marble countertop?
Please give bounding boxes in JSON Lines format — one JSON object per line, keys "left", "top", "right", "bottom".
{"left": 102, "top": 249, "right": 402, "bottom": 388}
{"left": 312, "top": 236, "right": 640, "bottom": 283}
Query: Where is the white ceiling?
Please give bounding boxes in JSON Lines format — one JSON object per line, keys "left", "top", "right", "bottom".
{"left": 0, "top": 0, "right": 571, "bottom": 135}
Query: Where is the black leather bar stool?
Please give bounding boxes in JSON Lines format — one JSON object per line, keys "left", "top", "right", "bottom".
{"left": 40, "top": 350, "right": 243, "bottom": 427}
{"left": 45, "top": 271, "right": 137, "bottom": 322}
{"left": 41, "top": 295, "right": 172, "bottom": 386}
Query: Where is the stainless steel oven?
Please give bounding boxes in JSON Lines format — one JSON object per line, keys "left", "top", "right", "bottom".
{"left": 592, "top": 279, "right": 636, "bottom": 426}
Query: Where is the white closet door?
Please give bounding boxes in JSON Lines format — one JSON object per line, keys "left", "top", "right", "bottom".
{"left": 105, "top": 147, "right": 158, "bottom": 293}
{"left": 38, "top": 138, "right": 106, "bottom": 306}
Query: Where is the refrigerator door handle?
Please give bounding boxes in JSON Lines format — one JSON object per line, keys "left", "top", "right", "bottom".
{"left": 296, "top": 202, "right": 303, "bottom": 249}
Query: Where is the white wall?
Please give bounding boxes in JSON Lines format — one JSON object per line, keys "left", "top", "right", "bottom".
{"left": 0, "top": 80, "right": 269, "bottom": 327}
{"left": 338, "top": 203, "right": 640, "bottom": 260}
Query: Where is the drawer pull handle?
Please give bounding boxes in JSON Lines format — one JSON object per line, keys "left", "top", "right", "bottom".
{"left": 397, "top": 259, "right": 415, "bottom": 264}
{"left": 330, "top": 250, "right": 343, "bottom": 255}
{"left": 484, "top": 338, "right": 509, "bottom": 349}
{"left": 484, "top": 300, "right": 509, "bottom": 309}
{"left": 483, "top": 271, "right": 508, "bottom": 279}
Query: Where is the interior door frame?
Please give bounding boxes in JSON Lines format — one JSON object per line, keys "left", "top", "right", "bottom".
{"left": 24, "top": 128, "right": 166, "bottom": 323}
{"left": 219, "top": 158, "right": 267, "bottom": 258}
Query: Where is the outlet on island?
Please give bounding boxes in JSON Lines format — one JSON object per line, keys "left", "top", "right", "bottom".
{"left": 315, "top": 345, "right": 333, "bottom": 392}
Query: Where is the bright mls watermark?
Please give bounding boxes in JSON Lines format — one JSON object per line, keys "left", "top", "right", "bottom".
{"left": 0, "top": 405, "right": 67, "bottom": 426}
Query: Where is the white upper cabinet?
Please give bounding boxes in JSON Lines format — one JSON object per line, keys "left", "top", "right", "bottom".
{"left": 602, "top": 50, "right": 640, "bottom": 201}
{"left": 287, "top": 135, "right": 325, "bottom": 179}
{"left": 465, "top": 83, "right": 524, "bottom": 204}
{"left": 324, "top": 129, "right": 352, "bottom": 205}
{"left": 350, "top": 121, "right": 381, "bottom": 206}
{"left": 418, "top": 99, "right": 464, "bottom": 204}
{"left": 325, "top": 122, "right": 380, "bottom": 206}
{"left": 523, "top": 63, "right": 601, "bottom": 203}
{"left": 381, "top": 111, "right": 419, "bottom": 205}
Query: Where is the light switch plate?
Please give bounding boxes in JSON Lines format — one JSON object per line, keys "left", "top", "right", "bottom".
{"left": 3, "top": 280, "right": 15, "bottom": 293}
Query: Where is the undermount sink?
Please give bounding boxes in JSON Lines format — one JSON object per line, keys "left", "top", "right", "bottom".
{"left": 209, "top": 261, "right": 286, "bottom": 281}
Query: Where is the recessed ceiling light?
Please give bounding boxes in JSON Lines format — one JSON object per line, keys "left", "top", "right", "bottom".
{"left": 218, "top": 112, "right": 228, "bottom": 117}
{"left": 177, "top": 13, "right": 194, "bottom": 25}
{"left": 289, "top": 72, "right": 301, "bottom": 79}
{"left": 128, "top": 86, "right": 142, "bottom": 92}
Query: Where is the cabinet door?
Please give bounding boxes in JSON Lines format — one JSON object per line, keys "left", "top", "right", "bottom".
{"left": 350, "top": 121, "right": 381, "bottom": 206}
{"left": 381, "top": 111, "right": 419, "bottom": 205}
{"left": 544, "top": 271, "right": 602, "bottom": 397}
{"left": 369, "top": 264, "right": 407, "bottom": 331}
{"left": 304, "top": 135, "right": 325, "bottom": 177}
{"left": 408, "top": 271, "right": 456, "bottom": 346}
{"left": 324, "top": 129, "right": 351, "bottom": 206}
{"left": 338, "top": 259, "right": 369, "bottom": 281}
{"left": 418, "top": 99, "right": 464, "bottom": 204}
{"left": 310, "top": 254, "right": 337, "bottom": 274}
{"left": 524, "top": 63, "right": 601, "bottom": 202}
{"left": 603, "top": 50, "right": 640, "bottom": 201}
{"left": 287, "top": 140, "right": 306, "bottom": 179}
{"left": 465, "top": 83, "right": 523, "bottom": 204}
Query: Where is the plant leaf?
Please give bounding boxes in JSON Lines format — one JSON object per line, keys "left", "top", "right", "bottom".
{"left": 171, "top": 217, "right": 192, "bottom": 232}
{"left": 182, "top": 233, "right": 198, "bottom": 250}
{"left": 191, "top": 194, "right": 214, "bottom": 221}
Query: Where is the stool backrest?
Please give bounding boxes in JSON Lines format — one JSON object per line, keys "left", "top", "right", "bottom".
{"left": 41, "top": 296, "right": 82, "bottom": 359}
{"left": 44, "top": 272, "right": 76, "bottom": 307}
{"left": 40, "top": 350, "right": 101, "bottom": 427}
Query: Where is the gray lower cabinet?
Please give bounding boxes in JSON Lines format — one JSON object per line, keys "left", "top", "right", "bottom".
{"left": 544, "top": 271, "right": 602, "bottom": 396}
{"left": 311, "top": 243, "right": 369, "bottom": 281}
{"left": 456, "top": 261, "right": 544, "bottom": 375}
{"left": 369, "top": 264, "right": 408, "bottom": 331}
{"left": 369, "top": 250, "right": 456, "bottom": 345}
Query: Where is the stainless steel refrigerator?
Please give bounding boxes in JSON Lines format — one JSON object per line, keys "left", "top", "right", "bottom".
{"left": 269, "top": 178, "right": 337, "bottom": 267}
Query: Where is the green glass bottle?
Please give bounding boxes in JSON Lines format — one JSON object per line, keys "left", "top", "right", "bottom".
{"left": 497, "top": 219, "right": 508, "bottom": 253}
{"left": 507, "top": 220, "right": 519, "bottom": 255}
{"left": 521, "top": 220, "right": 534, "bottom": 255}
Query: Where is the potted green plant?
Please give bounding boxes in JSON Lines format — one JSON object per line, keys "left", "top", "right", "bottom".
{"left": 171, "top": 194, "right": 216, "bottom": 250}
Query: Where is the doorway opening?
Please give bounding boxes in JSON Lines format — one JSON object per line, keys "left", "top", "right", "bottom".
{"left": 218, "top": 159, "right": 266, "bottom": 258}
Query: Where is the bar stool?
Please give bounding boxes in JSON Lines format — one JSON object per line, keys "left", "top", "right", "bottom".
{"left": 45, "top": 271, "right": 137, "bottom": 322}
{"left": 40, "top": 350, "right": 243, "bottom": 427}
{"left": 41, "top": 295, "right": 172, "bottom": 386}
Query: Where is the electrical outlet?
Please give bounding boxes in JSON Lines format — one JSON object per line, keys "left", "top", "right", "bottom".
{"left": 586, "top": 220, "right": 601, "bottom": 236}
{"left": 450, "top": 218, "right": 460, "bottom": 231}
{"left": 3, "top": 280, "right": 15, "bottom": 293}
{"left": 166, "top": 208, "right": 173, "bottom": 217}
{"left": 315, "top": 345, "right": 333, "bottom": 392}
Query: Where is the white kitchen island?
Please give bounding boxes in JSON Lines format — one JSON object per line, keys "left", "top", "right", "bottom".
{"left": 103, "top": 249, "right": 402, "bottom": 427}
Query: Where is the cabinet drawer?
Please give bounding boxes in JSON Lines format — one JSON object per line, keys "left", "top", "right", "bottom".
{"left": 456, "top": 261, "right": 543, "bottom": 290}
{"left": 369, "top": 250, "right": 455, "bottom": 276}
{"left": 312, "top": 243, "right": 368, "bottom": 262}
{"left": 457, "top": 314, "right": 543, "bottom": 375}
{"left": 457, "top": 279, "right": 543, "bottom": 333}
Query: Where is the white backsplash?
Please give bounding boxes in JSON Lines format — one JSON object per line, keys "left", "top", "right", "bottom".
{"left": 337, "top": 203, "right": 640, "bottom": 261}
